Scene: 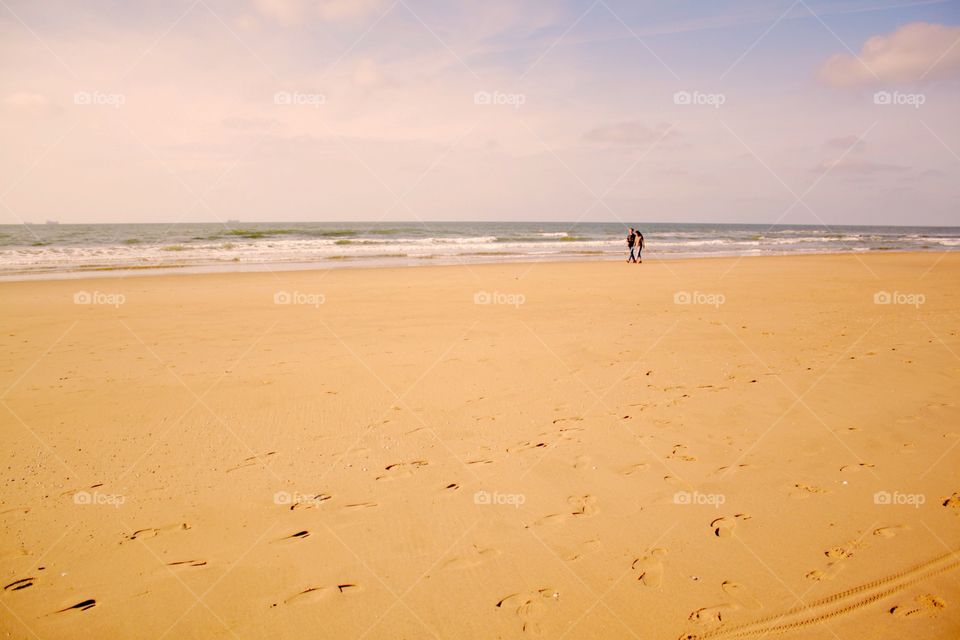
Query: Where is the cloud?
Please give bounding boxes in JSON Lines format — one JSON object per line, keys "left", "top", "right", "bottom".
{"left": 221, "top": 116, "right": 280, "bottom": 131}
{"left": 814, "top": 157, "right": 909, "bottom": 174}
{"left": 582, "top": 121, "right": 677, "bottom": 147}
{"left": 4, "top": 92, "right": 50, "bottom": 110}
{"left": 352, "top": 58, "right": 384, "bottom": 88}
{"left": 823, "top": 134, "right": 864, "bottom": 150}
{"left": 819, "top": 22, "right": 960, "bottom": 87}
{"left": 252, "top": 0, "right": 386, "bottom": 25}
{"left": 815, "top": 134, "right": 906, "bottom": 175}
{"left": 317, "top": 0, "right": 386, "bottom": 22}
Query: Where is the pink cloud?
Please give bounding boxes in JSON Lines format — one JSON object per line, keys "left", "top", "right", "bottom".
{"left": 820, "top": 22, "right": 960, "bottom": 87}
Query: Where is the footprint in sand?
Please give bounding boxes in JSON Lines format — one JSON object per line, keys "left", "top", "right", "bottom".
{"left": 440, "top": 545, "right": 501, "bottom": 571}
{"left": 688, "top": 604, "right": 733, "bottom": 627}
{"left": 805, "top": 561, "right": 846, "bottom": 582}
{"left": 562, "top": 538, "right": 602, "bottom": 562}
{"left": 376, "top": 460, "right": 428, "bottom": 481}
{"left": 343, "top": 501, "right": 378, "bottom": 510}
{"left": 275, "top": 530, "right": 311, "bottom": 542}
{"left": 789, "top": 483, "right": 829, "bottom": 499}
{"left": 4, "top": 577, "right": 35, "bottom": 591}
{"left": 227, "top": 451, "right": 277, "bottom": 473}
{"left": 826, "top": 537, "right": 868, "bottom": 560}
{"left": 533, "top": 513, "right": 568, "bottom": 527}
{"left": 711, "top": 464, "right": 750, "bottom": 476}
{"left": 874, "top": 525, "right": 909, "bottom": 538}
{"left": 284, "top": 493, "right": 332, "bottom": 510}
{"left": 573, "top": 455, "right": 592, "bottom": 470}
{"left": 632, "top": 548, "right": 667, "bottom": 587}
{"left": 56, "top": 599, "right": 96, "bottom": 613}
{"left": 710, "top": 514, "right": 751, "bottom": 538}
{"left": 568, "top": 495, "right": 597, "bottom": 517}
{"left": 839, "top": 462, "right": 875, "bottom": 474}
{"left": 496, "top": 588, "right": 559, "bottom": 636}
{"left": 722, "top": 580, "right": 762, "bottom": 610}
{"left": 557, "top": 426, "right": 585, "bottom": 442}
{"left": 61, "top": 483, "right": 106, "bottom": 500}
{"left": 890, "top": 593, "right": 946, "bottom": 618}
{"left": 668, "top": 444, "right": 697, "bottom": 462}
{"left": 0, "top": 506, "right": 30, "bottom": 517}
{"left": 825, "top": 547, "right": 854, "bottom": 559}
{"left": 125, "top": 522, "right": 191, "bottom": 543}
{"left": 166, "top": 560, "right": 207, "bottom": 568}
{"left": 942, "top": 492, "right": 960, "bottom": 513}
{"left": 282, "top": 587, "right": 331, "bottom": 604}
{"left": 663, "top": 475, "right": 689, "bottom": 488}
{"left": 280, "top": 584, "right": 361, "bottom": 605}
{"left": 534, "top": 496, "right": 597, "bottom": 526}
{"left": 619, "top": 463, "right": 649, "bottom": 476}
{"left": 508, "top": 441, "right": 549, "bottom": 454}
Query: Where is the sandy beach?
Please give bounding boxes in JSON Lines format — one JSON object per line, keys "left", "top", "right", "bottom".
{"left": 1, "top": 252, "right": 959, "bottom": 639}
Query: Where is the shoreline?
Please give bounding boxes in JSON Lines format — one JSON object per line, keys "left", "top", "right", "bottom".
{"left": 0, "top": 248, "right": 953, "bottom": 284}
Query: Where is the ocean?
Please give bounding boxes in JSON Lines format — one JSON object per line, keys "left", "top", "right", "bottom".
{"left": 2, "top": 221, "right": 959, "bottom": 279}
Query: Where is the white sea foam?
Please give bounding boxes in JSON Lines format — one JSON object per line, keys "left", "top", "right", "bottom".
{"left": 1, "top": 222, "right": 957, "bottom": 278}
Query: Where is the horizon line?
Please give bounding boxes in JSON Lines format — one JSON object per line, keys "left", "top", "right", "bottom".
{"left": 6, "top": 220, "right": 960, "bottom": 229}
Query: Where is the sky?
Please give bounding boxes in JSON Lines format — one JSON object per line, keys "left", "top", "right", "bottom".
{"left": 1, "top": 0, "right": 959, "bottom": 226}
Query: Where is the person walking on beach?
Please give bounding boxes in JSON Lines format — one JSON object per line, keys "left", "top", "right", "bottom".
{"left": 626, "top": 228, "right": 637, "bottom": 263}
{"left": 634, "top": 229, "right": 644, "bottom": 263}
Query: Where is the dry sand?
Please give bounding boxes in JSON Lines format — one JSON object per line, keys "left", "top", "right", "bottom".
{"left": 1, "top": 253, "right": 959, "bottom": 639}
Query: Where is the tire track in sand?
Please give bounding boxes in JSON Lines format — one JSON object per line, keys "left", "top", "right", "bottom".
{"left": 681, "top": 548, "right": 960, "bottom": 639}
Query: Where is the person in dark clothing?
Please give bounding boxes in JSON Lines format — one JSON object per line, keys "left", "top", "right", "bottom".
{"left": 626, "top": 228, "right": 637, "bottom": 263}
